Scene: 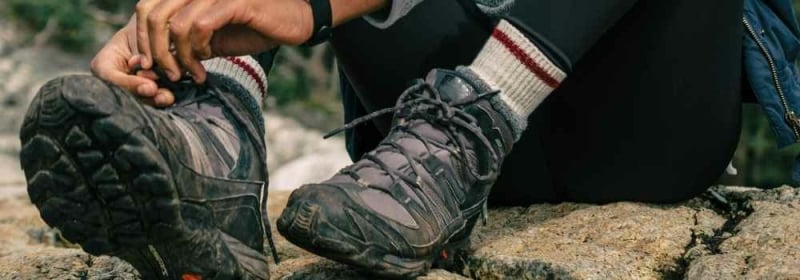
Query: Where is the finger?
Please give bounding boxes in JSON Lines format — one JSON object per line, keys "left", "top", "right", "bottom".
{"left": 190, "top": 2, "right": 238, "bottom": 61}
{"left": 136, "top": 83, "right": 159, "bottom": 97}
{"left": 133, "top": 67, "right": 159, "bottom": 97}
{"left": 92, "top": 54, "right": 157, "bottom": 95}
{"left": 135, "top": 69, "right": 160, "bottom": 80}
{"left": 153, "top": 88, "right": 176, "bottom": 107}
{"left": 128, "top": 54, "right": 143, "bottom": 70}
{"left": 129, "top": 55, "right": 160, "bottom": 82}
{"left": 135, "top": 0, "right": 160, "bottom": 69}
{"left": 104, "top": 69, "right": 159, "bottom": 95}
{"left": 148, "top": 0, "right": 194, "bottom": 81}
{"left": 170, "top": 0, "right": 213, "bottom": 83}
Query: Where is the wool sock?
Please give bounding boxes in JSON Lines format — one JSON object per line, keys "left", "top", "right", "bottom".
{"left": 201, "top": 56, "right": 269, "bottom": 108}
{"left": 459, "top": 20, "right": 567, "bottom": 140}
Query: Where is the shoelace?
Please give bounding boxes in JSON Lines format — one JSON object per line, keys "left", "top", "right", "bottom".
{"left": 148, "top": 67, "right": 281, "bottom": 264}
{"left": 324, "top": 79, "right": 503, "bottom": 224}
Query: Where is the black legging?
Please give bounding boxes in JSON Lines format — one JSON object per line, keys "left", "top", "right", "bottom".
{"left": 330, "top": 0, "right": 744, "bottom": 205}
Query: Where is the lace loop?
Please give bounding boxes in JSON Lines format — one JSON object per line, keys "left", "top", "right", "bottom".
{"left": 324, "top": 78, "right": 505, "bottom": 221}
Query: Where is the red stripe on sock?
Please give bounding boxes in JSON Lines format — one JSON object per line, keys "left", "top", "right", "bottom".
{"left": 223, "top": 56, "right": 267, "bottom": 97}
{"left": 491, "top": 29, "right": 561, "bottom": 88}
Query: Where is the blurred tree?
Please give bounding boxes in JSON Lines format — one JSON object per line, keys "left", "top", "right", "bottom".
{"left": 91, "top": 0, "right": 137, "bottom": 16}
{"left": 733, "top": 105, "right": 799, "bottom": 187}
{"left": 268, "top": 44, "right": 343, "bottom": 130}
{"left": 3, "top": 0, "right": 133, "bottom": 52}
{"left": 270, "top": 45, "right": 338, "bottom": 105}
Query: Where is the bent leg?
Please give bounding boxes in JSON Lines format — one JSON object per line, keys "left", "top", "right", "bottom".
{"left": 533, "top": 0, "right": 744, "bottom": 203}
{"left": 332, "top": 0, "right": 743, "bottom": 205}
{"left": 502, "top": 0, "right": 638, "bottom": 70}
{"left": 332, "top": 0, "right": 638, "bottom": 132}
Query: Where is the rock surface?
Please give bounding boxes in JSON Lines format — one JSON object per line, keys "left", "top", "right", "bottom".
{"left": 1, "top": 184, "right": 798, "bottom": 279}
{"left": 463, "top": 203, "right": 725, "bottom": 279}
{"left": 0, "top": 154, "right": 24, "bottom": 186}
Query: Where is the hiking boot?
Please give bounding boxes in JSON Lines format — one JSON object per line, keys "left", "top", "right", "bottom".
{"left": 19, "top": 72, "right": 274, "bottom": 279}
{"left": 277, "top": 69, "right": 514, "bottom": 278}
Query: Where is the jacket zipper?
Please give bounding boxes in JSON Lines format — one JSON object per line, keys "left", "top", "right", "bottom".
{"left": 743, "top": 17, "right": 800, "bottom": 140}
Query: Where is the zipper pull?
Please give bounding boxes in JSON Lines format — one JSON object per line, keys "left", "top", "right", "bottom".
{"left": 785, "top": 111, "right": 800, "bottom": 130}
{"left": 785, "top": 112, "right": 800, "bottom": 142}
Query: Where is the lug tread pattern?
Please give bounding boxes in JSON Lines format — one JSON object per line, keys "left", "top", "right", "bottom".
{"left": 18, "top": 75, "right": 270, "bottom": 280}
{"left": 19, "top": 76, "right": 185, "bottom": 258}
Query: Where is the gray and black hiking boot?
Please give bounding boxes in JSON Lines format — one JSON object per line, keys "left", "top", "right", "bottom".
{"left": 19, "top": 72, "right": 275, "bottom": 279}
{"left": 277, "top": 69, "right": 514, "bottom": 278}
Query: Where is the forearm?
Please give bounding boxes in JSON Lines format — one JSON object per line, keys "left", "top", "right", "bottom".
{"left": 330, "top": 0, "right": 389, "bottom": 27}
{"left": 246, "top": 0, "right": 389, "bottom": 45}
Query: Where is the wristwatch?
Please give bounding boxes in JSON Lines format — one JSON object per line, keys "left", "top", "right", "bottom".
{"left": 301, "top": 0, "right": 333, "bottom": 46}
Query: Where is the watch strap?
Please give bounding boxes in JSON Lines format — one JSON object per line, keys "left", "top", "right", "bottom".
{"left": 301, "top": 0, "right": 333, "bottom": 46}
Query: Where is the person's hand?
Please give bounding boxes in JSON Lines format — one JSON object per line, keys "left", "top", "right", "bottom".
{"left": 90, "top": 18, "right": 176, "bottom": 107}
{"left": 135, "top": 0, "right": 310, "bottom": 83}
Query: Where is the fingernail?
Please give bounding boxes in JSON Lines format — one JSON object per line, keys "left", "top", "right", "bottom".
{"left": 155, "top": 95, "right": 168, "bottom": 107}
{"left": 137, "top": 84, "right": 156, "bottom": 96}
{"left": 142, "top": 57, "right": 151, "bottom": 68}
{"left": 168, "top": 71, "right": 180, "bottom": 81}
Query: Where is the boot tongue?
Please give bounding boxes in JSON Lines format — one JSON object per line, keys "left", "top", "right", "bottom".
{"left": 169, "top": 92, "right": 243, "bottom": 177}
{"left": 425, "top": 68, "right": 514, "bottom": 169}
{"left": 424, "top": 69, "right": 479, "bottom": 103}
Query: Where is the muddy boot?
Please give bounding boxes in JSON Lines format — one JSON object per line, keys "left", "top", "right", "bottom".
{"left": 278, "top": 69, "right": 514, "bottom": 278}
{"left": 19, "top": 72, "right": 274, "bottom": 279}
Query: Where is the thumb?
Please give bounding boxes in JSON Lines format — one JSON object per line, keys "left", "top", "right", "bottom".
{"left": 91, "top": 57, "right": 158, "bottom": 95}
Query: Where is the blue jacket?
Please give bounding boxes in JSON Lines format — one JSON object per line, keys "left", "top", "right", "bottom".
{"left": 743, "top": 0, "right": 800, "bottom": 181}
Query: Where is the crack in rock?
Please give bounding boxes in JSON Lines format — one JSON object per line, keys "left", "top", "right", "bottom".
{"left": 662, "top": 187, "right": 757, "bottom": 279}
{"left": 684, "top": 186, "right": 800, "bottom": 279}
{"left": 700, "top": 187, "right": 758, "bottom": 254}
{"left": 660, "top": 212, "right": 702, "bottom": 279}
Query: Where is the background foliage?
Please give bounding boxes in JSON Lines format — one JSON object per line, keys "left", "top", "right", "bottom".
{"left": 4, "top": 0, "right": 131, "bottom": 52}
{"left": 3, "top": 0, "right": 800, "bottom": 187}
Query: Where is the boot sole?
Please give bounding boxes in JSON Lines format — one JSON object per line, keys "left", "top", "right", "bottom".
{"left": 19, "top": 75, "right": 242, "bottom": 279}
{"left": 278, "top": 200, "right": 471, "bottom": 279}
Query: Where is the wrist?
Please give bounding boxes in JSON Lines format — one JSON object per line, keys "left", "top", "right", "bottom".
{"left": 299, "top": 0, "right": 335, "bottom": 46}
{"left": 330, "top": 0, "right": 389, "bottom": 26}
{"left": 295, "top": 0, "right": 316, "bottom": 44}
